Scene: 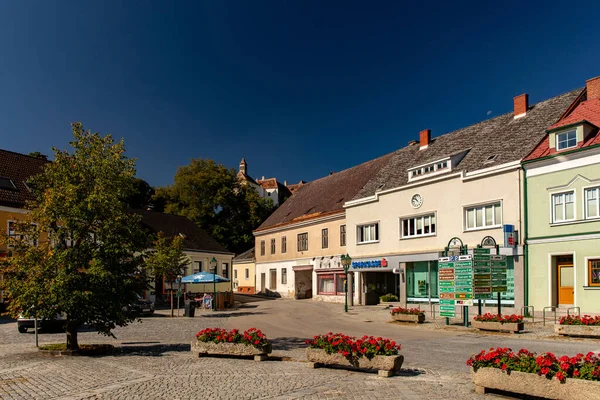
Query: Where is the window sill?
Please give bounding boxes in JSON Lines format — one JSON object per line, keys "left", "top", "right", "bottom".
{"left": 357, "top": 240, "right": 379, "bottom": 245}
{"left": 583, "top": 286, "right": 600, "bottom": 290}
{"left": 400, "top": 233, "right": 437, "bottom": 240}
{"left": 549, "top": 219, "right": 597, "bottom": 227}
{"left": 464, "top": 225, "right": 502, "bottom": 233}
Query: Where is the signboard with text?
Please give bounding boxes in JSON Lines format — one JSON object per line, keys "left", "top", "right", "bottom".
{"left": 437, "top": 254, "right": 473, "bottom": 318}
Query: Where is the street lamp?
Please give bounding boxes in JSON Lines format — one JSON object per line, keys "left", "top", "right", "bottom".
{"left": 210, "top": 257, "right": 218, "bottom": 311}
{"left": 340, "top": 254, "right": 352, "bottom": 313}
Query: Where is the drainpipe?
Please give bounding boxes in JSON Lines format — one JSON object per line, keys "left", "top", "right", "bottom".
{"left": 523, "top": 167, "right": 529, "bottom": 307}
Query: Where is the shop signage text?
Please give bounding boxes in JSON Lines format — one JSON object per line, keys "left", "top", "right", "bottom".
{"left": 351, "top": 258, "right": 388, "bottom": 269}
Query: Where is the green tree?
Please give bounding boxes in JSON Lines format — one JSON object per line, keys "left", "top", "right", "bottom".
{"left": 126, "top": 178, "right": 155, "bottom": 210}
{"left": 154, "top": 158, "right": 274, "bottom": 254}
{"left": 0, "top": 122, "right": 148, "bottom": 350}
{"left": 144, "top": 232, "right": 189, "bottom": 316}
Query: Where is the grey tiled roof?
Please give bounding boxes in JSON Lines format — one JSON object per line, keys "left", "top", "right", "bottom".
{"left": 233, "top": 247, "right": 255, "bottom": 262}
{"left": 353, "top": 88, "right": 583, "bottom": 200}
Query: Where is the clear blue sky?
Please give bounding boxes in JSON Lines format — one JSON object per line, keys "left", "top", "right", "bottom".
{"left": 1, "top": 1, "right": 599, "bottom": 187}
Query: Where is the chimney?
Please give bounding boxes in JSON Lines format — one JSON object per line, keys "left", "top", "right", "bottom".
{"left": 586, "top": 76, "right": 600, "bottom": 100}
{"left": 261, "top": 175, "right": 265, "bottom": 180}
{"left": 239, "top": 157, "right": 247, "bottom": 175}
{"left": 419, "top": 129, "right": 431, "bottom": 150}
{"left": 513, "top": 93, "right": 528, "bottom": 119}
{"left": 284, "top": 180, "right": 287, "bottom": 186}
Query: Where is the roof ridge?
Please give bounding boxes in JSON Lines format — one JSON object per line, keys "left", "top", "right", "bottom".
{"left": 0, "top": 148, "right": 50, "bottom": 162}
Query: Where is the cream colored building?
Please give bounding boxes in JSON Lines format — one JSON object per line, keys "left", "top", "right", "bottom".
{"left": 233, "top": 248, "right": 256, "bottom": 294}
{"left": 253, "top": 154, "right": 392, "bottom": 302}
{"left": 344, "top": 88, "right": 580, "bottom": 311}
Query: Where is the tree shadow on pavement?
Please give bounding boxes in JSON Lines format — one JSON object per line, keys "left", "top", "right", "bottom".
{"left": 200, "top": 311, "right": 266, "bottom": 318}
{"left": 271, "top": 337, "right": 309, "bottom": 351}
{"left": 115, "top": 343, "right": 192, "bottom": 357}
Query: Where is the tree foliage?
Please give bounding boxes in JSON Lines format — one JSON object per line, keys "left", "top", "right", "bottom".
{"left": 125, "top": 178, "right": 155, "bottom": 210}
{"left": 144, "top": 232, "right": 189, "bottom": 286}
{"left": 0, "top": 123, "right": 148, "bottom": 350}
{"left": 154, "top": 158, "right": 274, "bottom": 254}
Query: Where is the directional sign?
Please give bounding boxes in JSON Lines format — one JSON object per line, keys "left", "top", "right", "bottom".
{"left": 473, "top": 248, "right": 491, "bottom": 255}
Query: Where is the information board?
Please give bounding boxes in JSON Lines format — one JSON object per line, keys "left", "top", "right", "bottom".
{"left": 437, "top": 255, "right": 473, "bottom": 318}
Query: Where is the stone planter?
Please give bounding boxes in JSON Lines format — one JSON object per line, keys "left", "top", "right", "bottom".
{"left": 191, "top": 341, "right": 272, "bottom": 361}
{"left": 555, "top": 324, "right": 600, "bottom": 337}
{"left": 472, "top": 320, "right": 524, "bottom": 333}
{"left": 391, "top": 313, "right": 425, "bottom": 323}
{"left": 305, "top": 348, "right": 404, "bottom": 377}
{"left": 471, "top": 367, "right": 600, "bottom": 400}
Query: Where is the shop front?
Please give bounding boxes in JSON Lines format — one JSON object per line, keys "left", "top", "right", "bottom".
{"left": 351, "top": 257, "right": 398, "bottom": 305}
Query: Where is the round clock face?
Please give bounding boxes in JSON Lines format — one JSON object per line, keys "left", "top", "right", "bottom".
{"left": 411, "top": 194, "right": 423, "bottom": 209}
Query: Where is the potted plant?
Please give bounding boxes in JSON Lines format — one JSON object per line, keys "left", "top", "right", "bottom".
{"left": 472, "top": 313, "right": 524, "bottom": 333}
{"left": 390, "top": 307, "right": 425, "bottom": 323}
{"left": 191, "top": 327, "right": 272, "bottom": 361}
{"left": 379, "top": 293, "right": 399, "bottom": 304}
{"left": 305, "top": 332, "right": 403, "bottom": 377}
{"left": 556, "top": 315, "right": 600, "bottom": 337}
{"left": 468, "top": 348, "right": 600, "bottom": 399}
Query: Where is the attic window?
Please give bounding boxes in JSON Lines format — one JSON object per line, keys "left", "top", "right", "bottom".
{"left": 409, "top": 160, "right": 449, "bottom": 180}
{"left": 0, "top": 177, "right": 16, "bottom": 190}
{"left": 556, "top": 130, "right": 577, "bottom": 151}
{"left": 484, "top": 155, "right": 498, "bottom": 164}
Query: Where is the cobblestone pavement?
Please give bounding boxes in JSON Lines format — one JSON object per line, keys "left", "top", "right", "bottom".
{"left": 1, "top": 298, "right": 599, "bottom": 399}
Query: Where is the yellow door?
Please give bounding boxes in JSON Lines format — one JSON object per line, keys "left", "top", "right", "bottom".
{"left": 558, "top": 263, "right": 574, "bottom": 305}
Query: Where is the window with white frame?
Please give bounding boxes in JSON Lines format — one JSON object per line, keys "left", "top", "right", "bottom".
{"left": 585, "top": 187, "right": 599, "bottom": 219}
{"left": 465, "top": 202, "right": 502, "bottom": 230}
{"left": 556, "top": 130, "right": 577, "bottom": 151}
{"left": 401, "top": 214, "right": 436, "bottom": 238}
{"left": 357, "top": 223, "right": 378, "bottom": 244}
{"left": 552, "top": 191, "right": 575, "bottom": 222}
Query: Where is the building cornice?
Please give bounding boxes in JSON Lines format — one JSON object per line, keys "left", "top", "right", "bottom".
{"left": 523, "top": 146, "right": 600, "bottom": 177}
{"left": 0, "top": 205, "right": 28, "bottom": 214}
{"left": 344, "top": 160, "right": 521, "bottom": 208}
{"left": 527, "top": 231, "right": 600, "bottom": 244}
{"left": 253, "top": 211, "right": 345, "bottom": 236}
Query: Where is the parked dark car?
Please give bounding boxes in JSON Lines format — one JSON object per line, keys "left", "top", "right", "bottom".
{"left": 123, "top": 295, "right": 155, "bottom": 316}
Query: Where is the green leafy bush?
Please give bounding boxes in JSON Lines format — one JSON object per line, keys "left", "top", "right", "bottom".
{"left": 379, "top": 294, "right": 399, "bottom": 302}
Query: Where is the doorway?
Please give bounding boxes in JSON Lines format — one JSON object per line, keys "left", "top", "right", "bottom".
{"left": 260, "top": 273, "right": 266, "bottom": 293}
{"left": 557, "top": 256, "right": 574, "bottom": 305}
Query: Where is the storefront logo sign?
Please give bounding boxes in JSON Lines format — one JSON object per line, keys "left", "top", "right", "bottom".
{"left": 351, "top": 258, "right": 387, "bottom": 269}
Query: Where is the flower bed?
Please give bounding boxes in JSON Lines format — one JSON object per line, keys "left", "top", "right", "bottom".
{"left": 472, "top": 313, "right": 524, "bottom": 333}
{"left": 305, "top": 332, "right": 403, "bottom": 377}
{"left": 390, "top": 307, "right": 425, "bottom": 323}
{"left": 192, "top": 328, "right": 272, "bottom": 361}
{"left": 556, "top": 315, "right": 600, "bottom": 337}
{"left": 467, "top": 348, "right": 600, "bottom": 399}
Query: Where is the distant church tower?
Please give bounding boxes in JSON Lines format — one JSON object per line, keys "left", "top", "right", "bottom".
{"left": 239, "top": 157, "right": 247, "bottom": 175}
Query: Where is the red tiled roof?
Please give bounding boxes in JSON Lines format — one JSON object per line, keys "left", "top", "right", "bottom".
{"left": 257, "top": 177, "right": 278, "bottom": 189}
{"left": 524, "top": 95, "right": 600, "bottom": 161}
{"left": 0, "top": 149, "right": 49, "bottom": 208}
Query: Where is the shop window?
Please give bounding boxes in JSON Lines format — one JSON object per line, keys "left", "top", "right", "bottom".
{"left": 357, "top": 223, "right": 378, "bottom": 244}
{"left": 270, "top": 238, "right": 276, "bottom": 254}
{"left": 552, "top": 192, "right": 575, "bottom": 223}
{"left": 465, "top": 202, "right": 502, "bottom": 230}
{"left": 297, "top": 233, "right": 308, "bottom": 251}
{"left": 401, "top": 214, "right": 436, "bottom": 238}
{"left": 585, "top": 188, "right": 599, "bottom": 219}
{"left": 260, "top": 240, "right": 265, "bottom": 256}
{"left": 317, "top": 273, "right": 346, "bottom": 295}
{"left": 282, "top": 268, "right": 287, "bottom": 285}
{"left": 281, "top": 236, "right": 287, "bottom": 253}
{"left": 340, "top": 225, "right": 346, "bottom": 246}
{"left": 322, "top": 228, "right": 328, "bottom": 249}
{"left": 589, "top": 259, "right": 600, "bottom": 287}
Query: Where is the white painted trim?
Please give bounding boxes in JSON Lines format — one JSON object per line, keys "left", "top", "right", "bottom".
{"left": 526, "top": 150, "right": 600, "bottom": 177}
{"left": 547, "top": 174, "right": 599, "bottom": 191}
{"left": 254, "top": 212, "right": 345, "bottom": 236}
{"left": 398, "top": 212, "right": 437, "bottom": 239}
{"left": 549, "top": 190, "right": 576, "bottom": 224}
{"left": 556, "top": 129, "right": 578, "bottom": 151}
{"left": 582, "top": 184, "right": 600, "bottom": 220}
{"left": 0, "top": 205, "right": 28, "bottom": 214}
{"left": 408, "top": 156, "right": 451, "bottom": 171}
{"left": 463, "top": 160, "right": 521, "bottom": 179}
{"left": 528, "top": 233, "right": 600, "bottom": 244}
{"left": 463, "top": 200, "right": 503, "bottom": 231}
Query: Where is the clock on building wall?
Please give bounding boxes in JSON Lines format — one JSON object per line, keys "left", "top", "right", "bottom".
{"left": 411, "top": 194, "right": 423, "bottom": 209}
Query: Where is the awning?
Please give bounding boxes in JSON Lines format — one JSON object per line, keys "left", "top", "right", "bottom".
{"left": 181, "top": 272, "right": 230, "bottom": 283}
{"left": 292, "top": 265, "right": 313, "bottom": 272}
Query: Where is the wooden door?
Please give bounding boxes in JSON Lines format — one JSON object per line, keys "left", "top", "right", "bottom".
{"left": 558, "top": 262, "right": 574, "bottom": 305}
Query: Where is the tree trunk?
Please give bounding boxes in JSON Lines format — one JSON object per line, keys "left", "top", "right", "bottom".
{"left": 66, "top": 321, "right": 79, "bottom": 351}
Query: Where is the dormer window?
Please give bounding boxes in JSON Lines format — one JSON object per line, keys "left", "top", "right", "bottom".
{"left": 408, "top": 158, "right": 450, "bottom": 181}
{"left": 556, "top": 130, "right": 577, "bottom": 151}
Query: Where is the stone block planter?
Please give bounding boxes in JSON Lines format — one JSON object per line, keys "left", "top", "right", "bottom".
{"left": 191, "top": 341, "right": 272, "bottom": 361}
{"left": 472, "top": 320, "right": 524, "bottom": 333}
{"left": 306, "top": 348, "right": 404, "bottom": 377}
{"left": 471, "top": 367, "right": 600, "bottom": 400}
{"left": 555, "top": 324, "right": 600, "bottom": 337}
{"left": 391, "top": 313, "right": 425, "bottom": 323}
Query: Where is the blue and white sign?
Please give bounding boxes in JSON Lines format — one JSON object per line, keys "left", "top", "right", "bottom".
{"left": 351, "top": 258, "right": 388, "bottom": 269}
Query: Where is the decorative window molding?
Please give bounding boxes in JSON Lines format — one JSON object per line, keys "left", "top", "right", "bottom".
{"left": 465, "top": 202, "right": 502, "bottom": 230}
{"left": 356, "top": 223, "right": 379, "bottom": 244}
{"left": 551, "top": 191, "right": 575, "bottom": 223}
{"left": 401, "top": 213, "right": 436, "bottom": 239}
